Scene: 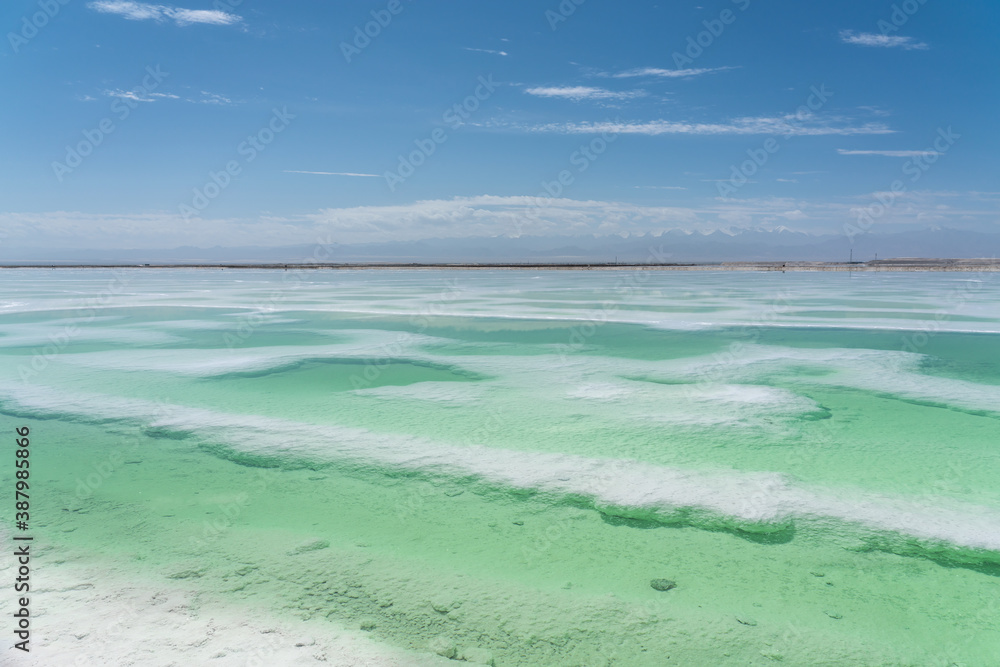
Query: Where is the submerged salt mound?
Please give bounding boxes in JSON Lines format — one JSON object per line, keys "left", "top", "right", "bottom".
{"left": 0, "top": 322, "right": 182, "bottom": 348}
{"left": 50, "top": 332, "right": 1000, "bottom": 419}
{"left": 57, "top": 333, "right": 448, "bottom": 377}
{"left": 658, "top": 344, "right": 1000, "bottom": 417}
{"left": 352, "top": 381, "right": 488, "bottom": 405}
{"left": 4, "top": 385, "right": 1000, "bottom": 569}
{"left": 0, "top": 555, "right": 451, "bottom": 667}
{"left": 6, "top": 269, "right": 1000, "bottom": 335}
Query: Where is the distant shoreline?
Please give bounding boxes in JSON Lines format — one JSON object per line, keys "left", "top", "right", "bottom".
{"left": 0, "top": 259, "right": 997, "bottom": 272}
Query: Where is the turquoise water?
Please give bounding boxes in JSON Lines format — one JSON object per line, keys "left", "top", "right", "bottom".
{"left": 2, "top": 269, "right": 999, "bottom": 665}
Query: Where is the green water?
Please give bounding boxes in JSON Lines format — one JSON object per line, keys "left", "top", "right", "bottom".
{"left": 2, "top": 269, "right": 999, "bottom": 665}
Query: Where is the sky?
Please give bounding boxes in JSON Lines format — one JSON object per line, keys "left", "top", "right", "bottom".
{"left": 1, "top": 0, "right": 998, "bottom": 251}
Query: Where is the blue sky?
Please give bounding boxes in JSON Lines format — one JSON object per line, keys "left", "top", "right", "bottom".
{"left": 1, "top": 0, "right": 998, "bottom": 249}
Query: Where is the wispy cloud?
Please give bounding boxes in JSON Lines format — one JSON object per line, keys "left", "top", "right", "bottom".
{"left": 197, "top": 91, "right": 233, "bottom": 105}
{"left": 837, "top": 149, "right": 939, "bottom": 157}
{"left": 857, "top": 105, "right": 891, "bottom": 117}
{"left": 104, "top": 89, "right": 179, "bottom": 102}
{"left": 5, "top": 191, "right": 997, "bottom": 249}
{"left": 306, "top": 195, "right": 703, "bottom": 242}
{"left": 609, "top": 66, "right": 737, "bottom": 79}
{"left": 525, "top": 114, "right": 894, "bottom": 136}
{"left": 524, "top": 86, "right": 646, "bottom": 102}
{"left": 88, "top": 1, "right": 241, "bottom": 26}
{"left": 283, "top": 170, "right": 381, "bottom": 177}
{"left": 103, "top": 88, "right": 235, "bottom": 105}
{"left": 464, "top": 47, "right": 509, "bottom": 56}
{"left": 839, "top": 31, "right": 928, "bottom": 50}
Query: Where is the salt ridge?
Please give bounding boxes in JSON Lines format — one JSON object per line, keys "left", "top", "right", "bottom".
{"left": 4, "top": 385, "right": 1000, "bottom": 558}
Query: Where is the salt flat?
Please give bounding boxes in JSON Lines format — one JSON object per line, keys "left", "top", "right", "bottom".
{"left": 2, "top": 269, "right": 998, "bottom": 665}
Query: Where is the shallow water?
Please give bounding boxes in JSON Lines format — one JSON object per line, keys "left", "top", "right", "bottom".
{"left": 2, "top": 269, "right": 999, "bottom": 665}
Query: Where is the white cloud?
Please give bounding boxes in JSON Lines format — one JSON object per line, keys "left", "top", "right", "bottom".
{"left": 524, "top": 86, "right": 646, "bottom": 102}
{"left": 464, "top": 47, "right": 509, "bottom": 56}
{"left": 306, "top": 196, "right": 705, "bottom": 242}
{"left": 857, "top": 105, "right": 892, "bottom": 117}
{"left": 166, "top": 8, "right": 239, "bottom": 25}
{"left": 89, "top": 1, "right": 160, "bottom": 20}
{"left": 103, "top": 88, "right": 235, "bottom": 105}
{"left": 4, "top": 190, "right": 997, "bottom": 250}
{"left": 283, "top": 171, "right": 381, "bottom": 177}
{"left": 197, "top": 91, "right": 233, "bottom": 105}
{"left": 0, "top": 200, "right": 693, "bottom": 248}
{"left": 837, "top": 149, "right": 939, "bottom": 157}
{"left": 104, "top": 89, "right": 179, "bottom": 102}
{"left": 610, "top": 66, "right": 737, "bottom": 78}
{"left": 839, "top": 31, "right": 928, "bottom": 50}
{"left": 525, "top": 114, "right": 894, "bottom": 136}
{"left": 88, "top": 1, "right": 241, "bottom": 26}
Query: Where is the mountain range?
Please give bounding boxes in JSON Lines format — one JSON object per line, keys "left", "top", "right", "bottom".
{"left": 3, "top": 228, "right": 998, "bottom": 264}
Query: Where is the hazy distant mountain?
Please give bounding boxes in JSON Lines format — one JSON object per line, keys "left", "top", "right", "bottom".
{"left": 3, "top": 228, "right": 998, "bottom": 264}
